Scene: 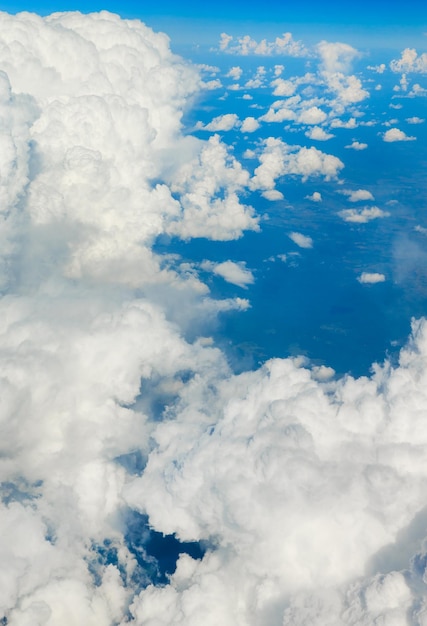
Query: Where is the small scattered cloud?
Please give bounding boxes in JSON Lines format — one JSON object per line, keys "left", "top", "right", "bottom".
{"left": 289, "top": 231, "right": 313, "bottom": 248}
{"left": 339, "top": 206, "right": 390, "bottom": 223}
{"left": 345, "top": 141, "right": 368, "bottom": 150}
{"left": 367, "top": 63, "right": 386, "bottom": 73}
{"left": 306, "top": 191, "right": 322, "bottom": 202}
{"left": 197, "top": 113, "right": 239, "bottom": 132}
{"left": 358, "top": 272, "right": 386, "bottom": 283}
{"left": 240, "top": 116, "right": 260, "bottom": 133}
{"left": 201, "top": 260, "right": 255, "bottom": 288}
{"left": 341, "top": 189, "right": 375, "bottom": 202}
{"left": 406, "top": 116, "right": 425, "bottom": 124}
{"left": 298, "top": 106, "right": 327, "bottom": 125}
{"left": 219, "top": 32, "right": 309, "bottom": 57}
{"left": 383, "top": 128, "right": 416, "bottom": 142}
{"left": 305, "top": 126, "right": 334, "bottom": 141}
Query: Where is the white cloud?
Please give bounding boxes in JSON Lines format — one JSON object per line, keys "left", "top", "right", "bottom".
{"left": 367, "top": 63, "right": 386, "bottom": 73}
{"left": 298, "top": 106, "right": 327, "bottom": 125}
{"left": 306, "top": 191, "right": 322, "bottom": 202}
{"left": 126, "top": 317, "right": 427, "bottom": 625}
{"left": 406, "top": 116, "right": 425, "bottom": 124}
{"left": 390, "top": 48, "right": 427, "bottom": 74}
{"left": 289, "top": 231, "right": 313, "bottom": 248}
{"left": 218, "top": 32, "right": 308, "bottom": 57}
{"left": 226, "top": 66, "right": 242, "bottom": 80}
{"left": 198, "top": 113, "right": 239, "bottom": 131}
{"left": 201, "top": 260, "right": 254, "bottom": 288}
{"left": 262, "top": 189, "right": 284, "bottom": 201}
{"left": 357, "top": 272, "right": 386, "bottom": 283}
{"left": 251, "top": 137, "right": 344, "bottom": 193}
{"left": 240, "top": 116, "right": 260, "bottom": 133}
{"left": 305, "top": 126, "right": 334, "bottom": 140}
{"left": 345, "top": 140, "right": 368, "bottom": 150}
{"left": 338, "top": 206, "right": 390, "bottom": 223}
{"left": 330, "top": 117, "right": 358, "bottom": 128}
{"left": 383, "top": 128, "right": 416, "bottom": 142}
{"left": 317, "top": 40, "right": 361, "bottom": 74}
{"left": 271, "top": 77, "right": 297, "bottom": 96}
{"left": 342, "top": 188, "right": 375, "bottom": 202}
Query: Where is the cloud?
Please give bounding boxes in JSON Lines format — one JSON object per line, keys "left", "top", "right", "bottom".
{"left": 218, "top": 32, "right": 308, "bottom": 57}
{"left": 306, "top": 191, "right": 322, "bottom": 202}
{"left": 305, "top": 126, "right": 334, "bottom": 140}
{"left": 383, "top": 128, "right": 416, "bottom": 142}
{"left": 197, "top": 113, "right": 239, "bottom": 131}
{"left": 345, "top": 140, "right": 368, "bottom": 150}
{"left": 338, "top": 206, "right": 390, "bottom": 223}
{"left": 201, "top": 260, "right": 255, "bottom": 288}
{"left": 390, "top": 48, "right": 427, "bottom": 74}
{"left": 271, "top": 77, "right": 297, "bottom": 96}
{"left": 298, "top": 106, "right": 327, "bottom": 125}
{"left": 289, "top": 231, "right": 313, "bottom": 248}
{"left": 226, "top": 66, "right": 242, "bottom": 80}
{"left": 341, "top": 188, "right": 375, "bottom": 202}
{"left": 3, "top": 11, "right": 427, "bottom": 626}
{"left": 125, "top": 318, "right": 427, "bottom": 625}
{"left": 317, "top": 40, "right": 361, "bottom": 74}
{"left": 406, "top": 116, "right": 425, "bottom": 124}
{"left": 251, "top": 137, "right": 344, "bottom": 193}
{"left": 240, "top": 116, "right": 260, "bottom": 133}
{"left": 357, "top": 272, "right": 386, "bottom": 283}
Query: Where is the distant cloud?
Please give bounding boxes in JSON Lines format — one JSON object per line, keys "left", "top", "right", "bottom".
{"left": 240, "top": 116, "right": 260, "bottom": 132}
{"left": 390, "top": 48, "right": 427, "bottom": 74}
{"left": 367, "top": 63, "right": 386, "bottom": 73}
{"left": 197, "top": 113, "right": 239, "bottom": 131}
{"left": 306, "top": 191, "right": 322, "bottom": 202}
{"left": 406, "top": 116, "right": 425, "bottom": 124}
{"left": 305, "top": 126, "right": 334, "bottom": 140}
{"left": 383, "top": 128, "right": 416, "bottom": 142}
{"left": 345, "top": 140, "right": 368, "bottom": 150}
{"left": 339, "top": 206, "right": 390, "bottom": 223}
{"left": 218, "top": 32, "right": 309, "bottom": 57}
{"left": 289, "top": 231, "right": 313, "bottom": 248}
{"left": 341, "top": 189, "right": 375, "bottom": 202}
{"left": 358, "top": 272, "right": 386, "bottom": 283}
{"left": 201, "top": 260, "right": 255, "bottom": 288}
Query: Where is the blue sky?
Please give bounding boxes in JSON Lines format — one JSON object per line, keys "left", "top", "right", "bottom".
{"left": 2, "top": 0, "right": 427, "bottom": 48}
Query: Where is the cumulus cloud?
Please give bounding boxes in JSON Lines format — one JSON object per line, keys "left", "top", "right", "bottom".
{"left": 317, "top": 40, "right": 362, "bottom": 74}
{"left": 383, "top": 128, "right": 416, "bottom": 142}
{"left": 298, "top": 106, "right": 328, "bottom": 125}
{"left": 345, "top": 140, "right": 368, "bottom": 150}
{"left": 390, "top": 48, "right": 427, "bottom": 74}
{"left": 289, "top": 231, "right": 313, "bottom": 248}
{"left": 306, "top": 191, "right": 322, "bottom": 202}
{"left": 201, "top": 260, "right": 254, "bottom": 288}
{"left": 339, "top": 206, "right": 390, "bottom": 223}
{"left": 218, "top": 32, "right": 308, "bottom": 57}
{"left": 250, "top": 137, "right": 344, "bottom": 193}
{"left": 240, "top": 116, "right": 260, "bottom": 132}
{"left": 341, "top": 188, "right": 375, "bottom": 202}
{"left": 126, "top": 317, "right": 427, "bottom": 625}
{"left": 197, "top": 113, "right": 239, "bottom": 131}
{"left": 406, "top": 116, "right": 425, "bottom": 124}
{"left": 305, "top": 125, "right": 334, "bottom": 140}
{"left": 357, "top": 271, "right": 386, "bottom": 283}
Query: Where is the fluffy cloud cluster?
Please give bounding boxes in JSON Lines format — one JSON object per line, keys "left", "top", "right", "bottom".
{"left": 126, "top": 318, "right": 427, "bottom": 625}
{"left": 251, "top": 137, "right": 344, "bottom": 194}
{"left": 390, "top": 48, "right": 427, "bottom": 74}
{"left": 219, "top": 32, "right": 308, "bottom": 57}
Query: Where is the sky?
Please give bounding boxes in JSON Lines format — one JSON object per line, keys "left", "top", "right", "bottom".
{"left": 0, "top": 2, "right": 427, "bottom": 626}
